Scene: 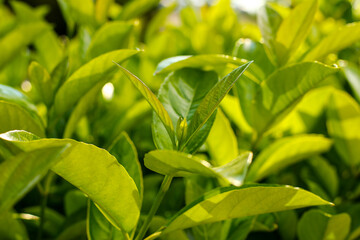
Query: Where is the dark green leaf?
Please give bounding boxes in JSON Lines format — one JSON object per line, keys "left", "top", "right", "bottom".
{"left": 183, "top": 62, "right": 252, "bottom": 151}
{"left": 297, "top": 210, "right": 351, "bottom": 240}
{"left": 0, "top": 145, "right": 69, "bottom": 212}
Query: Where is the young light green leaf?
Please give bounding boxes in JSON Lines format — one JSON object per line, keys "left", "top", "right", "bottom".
{"left": 28, "top": 61, "right": 53, "bottom": 106}
{"left": 117, "top": 0, "right": 159, "bottom": 20}
{"left": 261, "top": 62, "right": 338, "bottom": 118}
{"left": 145, "top": 150, "right": 252, "bottom": 187}
{"left": 0, "top": 21, "right": 49, "bottom": 69}
{"left": 0, "top": 130, "right": 141, "bottom": 232}
{"left": 257, "top": 4, "right": 282, "bottom": 65}
{"left": 206, "top": 109, "right": 238, "bottom": 166}
{"left": 275, "top": 0, "right": 317, "bottom": 65}
{"left": 297, "top": 210, "right": 351, "bottom": 240}
{"left": 155, "top": 55, "right": 247, "bottom": 75}
{"left": 0, "top": 84, "right": 43, "bottom": 125}
{"left": 213, "top": 152, "right": 252, "bottom": 187}
{"left": 53, "top": 49, "right": 139, "bottom": 118}
{"left": 183, "top": 62, "right": 252, "bottom": 151}
{"left": 342, "top": 61, "right": 360, "bottom": 102}
{"left": 233, "top": 39, "right": 275, "bottom": 78}
{"left": 144, "top": 150, "right": 217, "bottom": 178}
{"left": 160, "top": 185, "right": 331, "bottom": 234}
{"left": 327, "top": 90, "right": 360, "bottom": 166}
{"left": 220, "top": 94, "right": 253, "bottom": 136}
{"left": 246, "top": 134, "right": 332, "bottom": 182}
{"left": 63, "top": 81, "right": 103, "bottom": 138}
{"left": 115, "top": 63, "right": 176, "bottom": 146}
{"left": 0, "top": 101, "right": 45, "bottom": 137}
{"left": 152, "top": 68, "right": 218, "bottom": 151}
{"left": 95, "top": 0, "right": 113, "bottom": 24}
{"left": 57, "top": 0, "right": 95, "bottom": 28}
{"left": 240, "top": 62, "right": 338, "bottom": 133}
{"left": 0, "top": 145, "right": 69, "bottom": 213}
{"left": 303, "top": 22, "right": 360, "bottom": 61}
{"left": 86, "top": 21, "right": 135, "bottom": 59}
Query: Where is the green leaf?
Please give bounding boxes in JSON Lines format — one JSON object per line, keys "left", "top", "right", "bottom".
{"left": 239, "top": 62, "right": 338, "bottom": 133}
{"left": 220, "top": 94, "right": 253, "bottom": 136}
{"left": 277, "top": 211, "right": 298, "bottom": 240}
{"left": 86, "top": 21, "right": 135, "bottom": 59}
{"left": 64, "top": 190, "right": 88, "bottom": 217}
{"left": 160, "top": 185, "right": 331, "bottom": 233}
{"left": 0, "top": 130, "right": 141, "bottom": 232}
{"left": 212, "top": 152, "right": 252, "bottom": 187}
{"left": 87, "top": 201, "right": 126, "bottom": 240}
{"left": 183, "top": 62, "right": 252, "bottom": 151}
{"left": 308, "top": 156, "right": 339, "bottom": 198}
{"left": 246, "top": 134, "right": 332, "bottom": 182}
{"left": 95, "top": 0, "right": 113, "bottom": 24}
{"left": 0, "top": 101, "right": 45, "bottom": 137}
{"left": 206, "top": 109, "right": 238, "bottom": 166}
{"left": 118, "top": 0, "right": 159, "bottom": 20}
{"left": 144, "top": 150, "right": 218, "bottom": 178}
{"left": 57, "top": 0, "right": 95, "bottom": 28}
{"left": 257, "top": 4, "right": 282, "bottom": 65}
{"left": 53, "top": 49, "right": 138, "bottom": 118}
{"left": 152, "top": 68, "right": 218, "bottom": 152}
{"left": 342, "top": 61, "right": 360, "bottom": 103}
{"left": 155, "top": 55, "right": 247, "bottom": 75}
{"left": 0, "top": 84, "right": 43, "bottom": 125}
{"left": 327, "top": 90, "right": 360, "bottom": 166}
{"left": 297, "top": 210, "right": 351, "bottom": 240}
{"left": 233, "top": 39, "right": 275, "bottom": 77}
{"left": 275, "top": 0, "right": 317, "bottom": 65}
{"left": 63, "top": 81, "right": 102, "bottom": 138}
{"left": 303, "top": 22, "right": 360, "bottom": 61}
{"left": 145, "top": 150, "right": 252, "bottom": 187}
{"left": 114, "top": 63, "right": 176, "bottom": 146}
{"left": 28, "top": 61, "right": 53, "bottom": 106}
{"left": 109, "top": 132, "right": 143, "bottom": 199}
{"left": 0, "top": 145, "right": 69, "bottom": 212}
{"left": 56, "top": 220, "right": 87, "bottom": 240}
{"left": 0, "top": 21, "right": 49, "bottom": 70}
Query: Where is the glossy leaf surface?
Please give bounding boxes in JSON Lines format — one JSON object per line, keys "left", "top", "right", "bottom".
{"left": 184, "top": 62, "right": 252, "bottom": 151}
{"left": 0, "top": 130, "right": 140, "bottom": 232}
{"left": 162, "top": 185, "right": 331, "bottom": 233}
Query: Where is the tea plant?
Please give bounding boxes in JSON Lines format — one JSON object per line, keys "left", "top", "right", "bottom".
{"left": 0, "top": 0, "right": 359, "bottom": 240}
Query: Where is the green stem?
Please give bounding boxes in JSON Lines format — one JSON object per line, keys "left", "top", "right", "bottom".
{"left": 135, "top": 175, "right": 173, "bottom": 240}
{"left": 37, "top": 172, "right": 55, "bottom": 240}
